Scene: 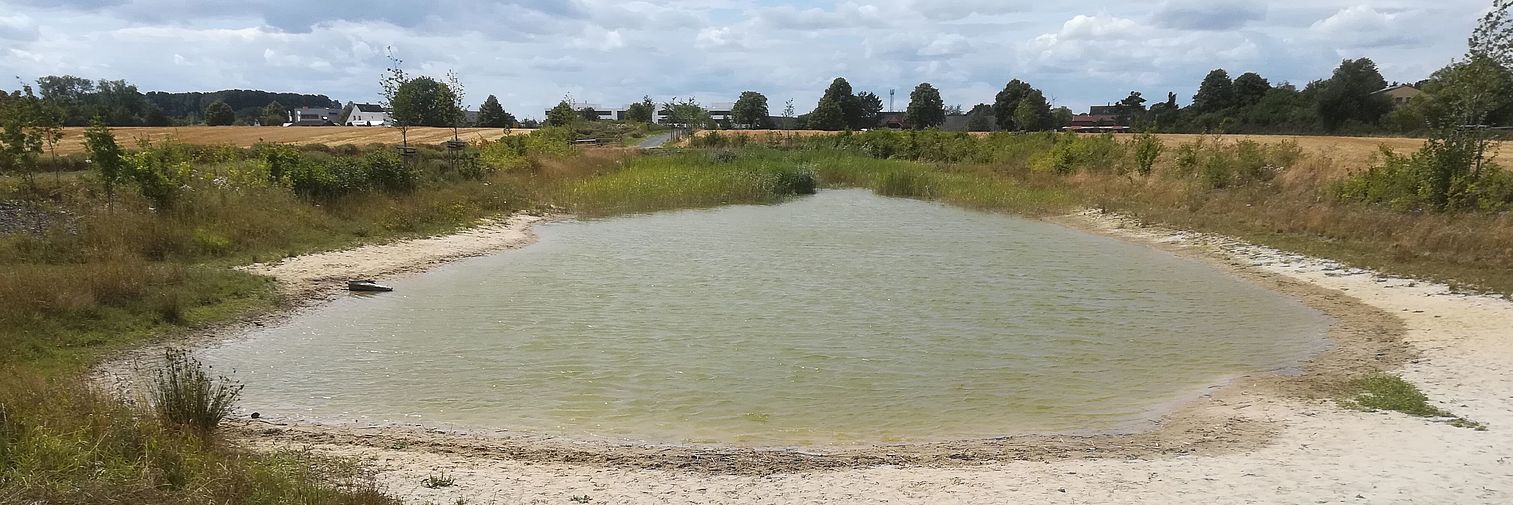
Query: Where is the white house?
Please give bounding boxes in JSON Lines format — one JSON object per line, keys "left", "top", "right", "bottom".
{"left": 545, "top": 101, "right": 628, "bottom": 122}
{"left": 346, "top": 103, "right": 392, "bottom": 126}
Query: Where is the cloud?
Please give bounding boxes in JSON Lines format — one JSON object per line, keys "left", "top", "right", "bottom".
{"left": 0, "top": 14, "right": 41, "bottom": 42}
{"left": 1153, "top": 0, "right": 1266, "bottom": 31}
{"left": 1310, "top": 6, "right": 1417, "bottom": 48}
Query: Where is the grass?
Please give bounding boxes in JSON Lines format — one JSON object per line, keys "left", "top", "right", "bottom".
{"left": 422, "top": 470, "right": 456, "bottom": 489}
{"left": 151, "top": 348, "right": 244, "bottom": 435}
{"left": 1340, "top": 373, "right": 1486, "bottom": 430}
{"left": 551, "top": 149, "right": 815, "bottom": 216}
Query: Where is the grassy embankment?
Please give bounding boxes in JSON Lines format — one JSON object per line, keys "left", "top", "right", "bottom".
{"left": 0, "top": 127, "right": 618, "bottom": 503}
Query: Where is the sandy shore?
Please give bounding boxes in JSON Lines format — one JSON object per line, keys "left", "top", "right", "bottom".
{"left": 173, "top": 209, "right": 1510, "bottom": 504}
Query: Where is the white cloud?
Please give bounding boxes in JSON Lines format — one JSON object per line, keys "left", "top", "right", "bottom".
{"left": 1310, "top": 6, "right": 1416, "bottom": 48}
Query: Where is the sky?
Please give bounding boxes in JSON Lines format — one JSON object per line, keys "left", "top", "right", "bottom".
{"left": 0, "top": 0, "right": 1495, "bottom": 119}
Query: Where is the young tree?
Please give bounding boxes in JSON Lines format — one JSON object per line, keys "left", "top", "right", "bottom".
{"left": 1192, "top": 69, "right": 1235, "bottom": 113}
{"left": 477, "top": 95, "right": 515, "bottom": 127}
{"left": 1233, "top": 72, "right": 1272, "bottom": 107}
{"left": 993, "top": 79, "right": 1035, "bottom": 130}
{"left": 37, "top": 98, "right": 64, "bottom": 171}
{"left": 259, "top": 100, "right": 286, "bottom": 126}
{"left": 625, "top": 95, "right": 656, "bottom": 123}
{"left": 545, "top": 99, "right": 578, "bottom": 126}
{"left": 0, "top": 86, "right": 45, "bottom": 185}
{"left": 782, "top": 99, "right": 795, "bottom": 121}
{"left": 1470, "top": 0, "right": 1512, "bottom": 66}
{"left": 204, "top": 100, "right": 235, "bottom": 126}
{"left": 445, "top": 70, "right": 467, "bottom": 138}
{"left": 1315, "top": 58, "right": 1391, "bottom": 131}
{"left": 731, "top": 91, "right": 770, "bottom": 129}
{"left": 905, "top": 82, "right": 945, "bottom": 129}
{"left": 379, "top": 47, "right": 413, "bottom": 147}
{"left": 83, "top": 116, "right": 126, "bottom": 203}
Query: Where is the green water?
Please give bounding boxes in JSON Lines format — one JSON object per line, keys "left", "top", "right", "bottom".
{"left": 201, "top": 189, "right": 1330, "bottom": 445}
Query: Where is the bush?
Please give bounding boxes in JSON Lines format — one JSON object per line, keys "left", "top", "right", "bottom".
{"left": 1131, "top": 133, "right": 1162, "bottom": 176}
{"left": 1336, "top": 131, "right": 1511, "bottom": 211}
{"left": 151, "top": 349, "right": 243, "bottom": 435}
{"left": 127, "top": 141, "right": 195, "bottom": 209}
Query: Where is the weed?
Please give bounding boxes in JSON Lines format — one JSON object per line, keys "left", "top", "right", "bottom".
{"left": 570, "top": 495, "right": 592, "bottom": 504}
{"left": 151, "top": 348, "right": 243, "bottom": 435}
{"left": 422, "top": 470, "right": 456, "bottom": 489}
{"left": 1340, "top": 373, "right": 1485, "bottom": 430}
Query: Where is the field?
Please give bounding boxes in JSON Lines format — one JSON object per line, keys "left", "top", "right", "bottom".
{"left": 49, "top": 126, "right": 523, "bottom": 155}
{"left": 697, "top": 130, "right": 1513, "bottom": 172}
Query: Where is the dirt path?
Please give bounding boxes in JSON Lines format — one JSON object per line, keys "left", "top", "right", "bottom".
{"left": 226, "top": 211, "right": 1513, "bottom": 504}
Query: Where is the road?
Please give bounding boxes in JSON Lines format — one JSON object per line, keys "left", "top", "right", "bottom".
{"left": 637, "top": 132, "right": 674, "bottom": 148}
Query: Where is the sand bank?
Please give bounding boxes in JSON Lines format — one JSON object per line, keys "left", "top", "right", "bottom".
{"left": 210, "top": 209, "right": 1513, "bottom": 504}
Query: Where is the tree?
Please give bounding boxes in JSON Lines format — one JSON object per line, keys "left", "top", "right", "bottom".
{"left": 0, "top": 86, "right": 45, "bottom": 185}
{"left": 965, "top": 103, "right": 995, "bottom": 132}
{"left": 477, "top": 95, "right": 514, "bottom": 127}
{"left": 660, "top": 97, "right": 712, "bottom": 129}
{"left": 731, "top": 91, "right": 770, "bottom": 129}
{"left": 808, "top": 99, "right": 844, "bottom": 130}
{"left": 1470, "top": 0, "right": 1512, "bottom": 67}
{"left": 545, "top": 99, "right": 578, "bottom": 126}
{"left": 445, "top": 69, "right": 468, "bottom": 136}
{"left": 993, "top": 79, "right": 1035, "bottom": 130}
{"left": 379, "top": 47, "right": 414, "bottom": 146}
{"left": 84, "top": 116, "right": 126, "bottom": 203}
{"left": 1192, "top": 69, "right": 1235, "bottom": 113}
{"left": 143, "top": 106, "right": 170, "bottom": 127}
{"left": 579, "top": 106, "right": 600, "bottom": 121}
{"left": 1233, "top": 72, "right": 1272, "bottom": 107}
{"left": 337, "top": 103, "right": 355, "bottom": 125}
{"left": 1315, "top": 58, "right": 1391, "bottom": 131}
{"left": 854, "top": 91, "right": 883, "bottom": 129}
{"left": 1052, "top": 106, "right": 1075, "bottom": 128}
{"left": 204, "top": 100, "right": 235, "bottom": 126}
{"left": 782, "top": 99, "right": 795, "bottom": 120}
{"left": 259, "top": 101, "right": 286, "bottom": 126}
{"left": 813, "top": 78, "right": 858, "bottom": 130}
{"left": 392, "top": 76, "right": 460, "bottom": 128}
{"left": 1012, "top": 90, "right": 1052, "bottom": 131}
{"left": 625, "top": 95, "right": 655, "bottom": 123}
{"left": 905, "top": 82, "right": 945, "bottom": 129}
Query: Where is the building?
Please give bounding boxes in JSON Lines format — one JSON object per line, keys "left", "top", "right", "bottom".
{"left": 287, "top": 107, "right": 340, "bottom": 126}
{"left": 654, "top": 101, "right": 735, "bottom": 125}
{"left": 1374, "top": 84, "right": 1424, "bottom": 107}
{"left": 1065, "top": 114, "right": 1130, "bottom": 133}
{"left": 346, "top": 103, "right": 392, "bottom": 126}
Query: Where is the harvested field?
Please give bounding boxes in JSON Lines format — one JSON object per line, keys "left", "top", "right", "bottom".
{"left": 51, "top": 126, "right": 525, "bottom": 155}
{"left": 695, "top": 130, "right": 1513, "bottom": 172}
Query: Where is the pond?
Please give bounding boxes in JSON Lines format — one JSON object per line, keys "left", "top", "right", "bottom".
{"left": 200, "top": 189, "right": 1331, "bottom": 445}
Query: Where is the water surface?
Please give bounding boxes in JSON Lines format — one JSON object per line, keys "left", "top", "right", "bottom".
{"left": 202, "top": 189, "right": 1330, "bottom": 445}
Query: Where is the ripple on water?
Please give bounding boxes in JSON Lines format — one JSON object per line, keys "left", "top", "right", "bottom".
{"left": 201, "top": 189, "right": 1331, "bottom": 445}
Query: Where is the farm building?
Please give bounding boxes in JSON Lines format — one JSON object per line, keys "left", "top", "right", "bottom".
{"left": 346, "top": 103, "right": 392, "bottom": 126}
{"left": 1373, "top": 84, "right": 1423, "bottom": 107}
{"left": 287, "top": 107, "right": 340, "bottom": 126}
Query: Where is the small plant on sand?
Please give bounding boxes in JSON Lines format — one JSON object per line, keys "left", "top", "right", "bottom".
{"left": 1340, "top": 373, "right": 1486, "bottom": 430}
{"left": 151, "top": 348, "right": 244, "bottom": 434}
{"left": 422, "top": 470, "right": 456, "bottom": 489}
{"left": 569, "top": 495, "right": 592, "bottom": 504}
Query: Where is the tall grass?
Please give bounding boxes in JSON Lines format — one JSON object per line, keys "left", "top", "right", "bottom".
{"left": 151, "top": 349, "right": 243, "bottom": 434}
{"left": 553, "top": 149, "right": 816, "bottom": 215}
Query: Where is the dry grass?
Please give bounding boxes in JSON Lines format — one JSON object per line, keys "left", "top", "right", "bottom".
{"left": 49, "top": 126, "right": 530, "bottom": 155}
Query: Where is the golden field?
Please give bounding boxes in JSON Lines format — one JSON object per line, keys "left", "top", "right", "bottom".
{"left": 51, "top": 126, "right": 524, "bottom": 155}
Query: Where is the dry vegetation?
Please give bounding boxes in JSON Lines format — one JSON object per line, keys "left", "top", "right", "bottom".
{"left": 47, "top": 126, "right": 528, "bottom": 155}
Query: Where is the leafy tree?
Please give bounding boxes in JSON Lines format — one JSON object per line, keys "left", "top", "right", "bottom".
{"left": 905, "top": 82, "right": 945, "bottom": 129}
{"left": 545, "top": 100, "right": 578, "bottom": 126}
{"left": 579, "top": 106, "right": 600, "bottom": 121}
{"left": 0, "top": 86, "right": 45, "bottom": 185}
{"left": 1012, "top": 89, "right": 1052, "bottom": 131}
{"left": 943, "top": 104, "right": 965, "bottom": 116}
{"left": 1117, "top": 91, "right": 1147, "bottom": 112}
{"left": 1233, "top": 72, "right": 1272, "bottom": 107}
{"left": 445, "top": 70, "right": 468, "bottom": 135}
{"left": 259, "top": 101, "right": 286, "bottom": 126}
{"left": 808, "top": 99, "right": 844, "bottom": 130}
{"left": 379, "top": 48, "right": 414, "bottom": 146}
{"left": 782, "top": 99, "right": 795, "bottom": 120}
{"left": 1315, "top": 58, "right": 1391, "bottom": 131}
{"left": 625, "top": 95, "right": 655, "bottom": 123}
{"left": 993, "top": 79, "right": 1035, "bottom": 130}
{"left": 37, "top": 98, "right": 64, "bottom": 170}
{"left": 1192, "top": 69, "right": 1235, "bottom": 113}
{"left": 477, "top": 95, "right": 514, "bottom": 127}
{"left": 393, "top": 76, "right": 460, "bottom": 128}
{"left": 854, "top": 91, "right": 883, "bottom": 129}
{"left": 204, "top": 100, "right": 235, "bottom": 126}
{"left": 83, "top": 117, "right": 126, "bottom": 202}
{"left": 1052, "top": 106, "right": 1075, "bottom": 128}
{"left": 965, "top": 103, "right": 995, "bottom": 132}
{"left": 731, "top": 91, "right": 770, "bottom": 129}
{"left": 660, "top": 97, "right": 712, "bottom": 129}
{"left": 1420, "top": 54, "right": 1513, "bottom": 127}
{"left": 36, "top": 75, "right": 94, "bottom": 125}
{"left": 1470, "top": 0, "right": 1512, "bottom": 67}
{"left": 337, "top": 103, "right": 354, "bottom": 125}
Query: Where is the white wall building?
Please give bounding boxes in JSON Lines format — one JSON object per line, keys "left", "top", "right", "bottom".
{"left": 546, "top": 101, "right": 628, "bottom": 121}
{"left": 346, "top": 103, "right": 392, "bottom": 126}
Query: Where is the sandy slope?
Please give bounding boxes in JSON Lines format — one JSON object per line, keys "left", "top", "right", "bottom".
{"left": 227, "top": 212, "right": 1513, "bottom": 505}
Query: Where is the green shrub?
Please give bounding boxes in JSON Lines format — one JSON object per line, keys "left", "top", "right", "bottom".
{"left": 151, "top": 349, "right": 243, "bottom": 435}
{"left": 1336, "top": 132, "right": 1511, "bottom": 211}
{"left": 1131, "top": 133, "right": 1163, "bottom": 176}
{"left": 126, "top": 141, "right": 195, "bottom": 209}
